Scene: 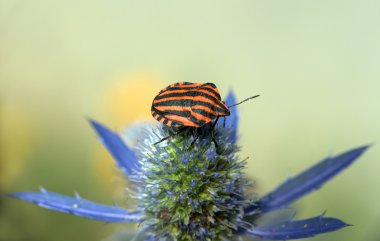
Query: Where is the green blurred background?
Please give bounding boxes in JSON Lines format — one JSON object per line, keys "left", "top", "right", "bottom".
{"left": 1, "top": 1, "right": 379, "bottom": 240}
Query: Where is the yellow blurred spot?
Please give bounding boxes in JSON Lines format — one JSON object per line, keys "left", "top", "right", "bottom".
{"left": 103, "top": 73, "right": 164, "bottom": 126}
{"left": 93, "top": 72, "right": 164, "bottom": 190}
{"left": 0, "top": 104, "right": 38, "bottom": 190}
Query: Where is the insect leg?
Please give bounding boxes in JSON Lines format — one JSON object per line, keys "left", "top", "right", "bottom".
{"left": 212, "top": 116, "right": 220, "bottom": 129}
{"left": 223, "top": 116, "right": 226, "bottom": 128}
{"left": 189, "top": 128, "right": 199, "bottom": 147}
{"left": 210, "top": 121, "right": 218, "bottom": 148}
{"left": 153, "top": 127, "right": 188, "bottom": 145}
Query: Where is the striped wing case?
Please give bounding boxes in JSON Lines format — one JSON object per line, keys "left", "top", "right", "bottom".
{"left": 151, "top": 82, "right": 230, "bottom": 130}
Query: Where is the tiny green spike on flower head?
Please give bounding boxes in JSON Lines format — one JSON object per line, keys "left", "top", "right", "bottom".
{"left": 135, "top": 125, "right": 251, "bottom": 241}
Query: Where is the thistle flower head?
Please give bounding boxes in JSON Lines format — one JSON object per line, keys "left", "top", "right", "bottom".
{"left": 134, "top": 125, "right": 249, "bottom": 240}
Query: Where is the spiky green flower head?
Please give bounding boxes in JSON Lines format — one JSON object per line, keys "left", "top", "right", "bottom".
{"left": 134, "top": 124, "right": 251, "bottom": 241}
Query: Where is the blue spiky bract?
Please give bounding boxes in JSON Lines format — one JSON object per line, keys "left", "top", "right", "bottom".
{"left": 8, "top": 189, "right": 141, "bottom": 223}
{"left": 133, "top": 125, "right": 251, "bottom": 241}
{"left": 255, "top": 145, "right": 370, "bottom": 212}
{"left": 247, "top": 213, "right": 350, "bottom": 240}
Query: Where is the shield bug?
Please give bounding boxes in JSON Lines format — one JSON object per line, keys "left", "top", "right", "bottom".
{"left": 151, "top": 82, "right": 259, "bottom": 147}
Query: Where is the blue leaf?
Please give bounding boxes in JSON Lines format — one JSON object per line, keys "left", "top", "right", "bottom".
{"left": 8, "top": 189, "right": 142, "bottom": 223}
{"left": 249, "top": 145, "right": 369, "bottom": 213}
{"left": 89, "top": 119, "right": 141, "bottom": 176}
{"left": 246, "top": 214, "right": 349, "bottom": 240}
{"left": 218, "top": 90, "right": 239, "bottom": 142}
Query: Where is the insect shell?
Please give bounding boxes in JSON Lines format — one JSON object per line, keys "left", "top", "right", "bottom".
{"left": 151, "top": 82, "right": 230, "bottom": 131}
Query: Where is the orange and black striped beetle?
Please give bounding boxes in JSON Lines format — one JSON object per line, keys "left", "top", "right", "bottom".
{"left": 151, "top": 82, "right": 259, "bottom": 147}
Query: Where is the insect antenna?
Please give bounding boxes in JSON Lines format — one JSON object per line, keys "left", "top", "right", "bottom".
{"left": 227, "top": 95, "right": 260, "bottom": 108}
